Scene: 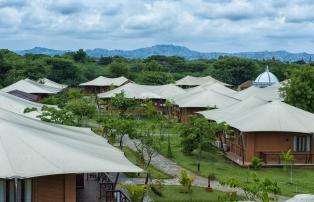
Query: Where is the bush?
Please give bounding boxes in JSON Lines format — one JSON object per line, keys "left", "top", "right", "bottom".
{"left": 179, "top": 170, "right": 195, "bottom": 193}
{"left": 120, "top": 184, "right": 150, "bottom": 202}
{"left": 250, "top": 156, "right": 263, "bottom": 170}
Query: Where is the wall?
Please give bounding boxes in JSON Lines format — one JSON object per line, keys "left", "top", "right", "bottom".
{"left": 180, "top": 107, "right": 206, "bottom": 123}
{"left": 32, "top": 174, "right": 76, "bottom": 202}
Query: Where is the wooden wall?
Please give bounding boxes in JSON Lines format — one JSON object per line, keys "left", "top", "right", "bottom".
{"left": 32, "top": 174, "right": 76, "bottom": 202}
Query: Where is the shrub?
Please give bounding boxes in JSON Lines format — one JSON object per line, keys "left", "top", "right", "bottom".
{"left": 179, "top": 170, "right": 195, "bottom": 193}
{"left": 250, "top": 156, "right": 263, "bottom": 170}
{"left": 120, "top": 184, "right": 150, "bottom": 202}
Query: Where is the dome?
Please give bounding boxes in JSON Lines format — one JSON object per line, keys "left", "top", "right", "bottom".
{"left": 253, "top": 66, "right": 279, "bottom": 88}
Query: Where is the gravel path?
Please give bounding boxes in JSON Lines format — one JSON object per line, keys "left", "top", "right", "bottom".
{"left": 123, "top": 135, "right": 290, "bottom": 202}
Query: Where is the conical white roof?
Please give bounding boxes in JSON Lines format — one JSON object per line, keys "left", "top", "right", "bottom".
{"left": 228, "top": 100, "right": 314, "bottom": 133}
{"left": 0, "top": 108, "right": 141, "bottom": 178}
{"left": 231, "top": 83, "right": 282, "bottom": 101}
{"left": 98, "top": 83, "right": 185, "bottom": 100}
{"left": 0, "top": 91, "right": 46, "bottom": 119}
{"left": 198, "top": 96, "right": 267, "bottom": 123}
{"left": 175, "top": 75, "right": 231, "bottom": 87}
{"left": 80, "top": 76, "right": 129, "bottom": 87}
{"left": 1, "top": 79, "right": 61, "bottom": 94}
{"left": 173, "top": 88, "right": 239, "bottom": 108}
{"left": 38, "top": 78, "right": 68, "bottom": 90}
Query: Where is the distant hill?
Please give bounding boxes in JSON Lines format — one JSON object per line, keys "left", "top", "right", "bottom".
{"left": 13, "top": 45, "right": 314, "bottom": 62}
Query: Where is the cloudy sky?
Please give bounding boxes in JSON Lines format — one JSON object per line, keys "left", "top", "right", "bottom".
{"left": 1, "top": 0, "right": 314, "bottom": 52}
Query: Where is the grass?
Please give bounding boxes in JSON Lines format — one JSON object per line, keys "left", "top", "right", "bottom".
{"left": 157, "top": 134, "right": 314, "bottom": 197}
{"left": 149, "top": 185, "right": 227, "bottom": 202}
{"left": 123, "top": 147, "right": 172, "bottom": 179}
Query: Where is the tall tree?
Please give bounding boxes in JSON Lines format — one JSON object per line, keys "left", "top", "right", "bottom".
{"left": 281, "top": 66, "right": 314, "bottom": 113}
{"left": 211, "top": 57, "right": 259, "bottom": 86}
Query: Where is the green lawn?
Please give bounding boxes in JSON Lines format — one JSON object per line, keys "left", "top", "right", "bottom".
{"left": 158, "top": 135, "right": 314, "bottom": 197}
{"left": 149, "top": 185, "right": 227, "bottom": 202}
{"left": 123, "top": 147, "right": 172, "bottom": 179}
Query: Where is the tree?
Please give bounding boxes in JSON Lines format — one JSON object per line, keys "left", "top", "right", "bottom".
{"left": 47, "top": 58, "right": 82, "bottom": 85}
{"left": 109, "top": 60, "right": 129, "bottom": 77}
{"left": 220, "top": 173, "right": 281, "bottom": 202}
{"left": 38, "top": 106, "right": 76, "bottom": 126}
{"left": 179, "top": 115, "right": 212, "bottom": 156}
{"left": 280, "top": 149, "right": 294, "bottom": 184}
{"left": 109, "top": 92, "right": 138, "bottom": 116}
{"left": 72, "top": 49, "right": 87, "bottom": 63}
{"left": 211, "top": 57, "right": 259, "bottom": 86}
{"left": 137, "top": 71, "right": 174, "bottom": 85}
{"left": 65, "top": 99, "right": 96, "bottom": 124}
{"left": 280, "top": 66, "right": 314, "bottom": 113}
{"left": 120, "top": 184, "right": 149, "bottom": 202}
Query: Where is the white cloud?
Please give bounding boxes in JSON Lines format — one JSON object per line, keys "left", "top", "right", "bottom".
{"left": 0, "top": 0, "right": 314, "bottom": 52}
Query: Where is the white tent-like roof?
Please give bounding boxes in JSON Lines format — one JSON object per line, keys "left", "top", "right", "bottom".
{"left": 80, "top": 76, "right": 129, "bottom": 87}
{"left": 38, "top": 78, "right": 68, "bottom": 90}
{"left": 172, "top": 88, "right": 240, "bottom": 108}
{"left": 98, "top": 83, "right": 185, "bottom": 100}
{"left": 175, "top": 75, "right": 231, "bottom": 87}
{"left": 231, "top": 83, "right": 282, "bottom": 101}
{"left": 197, "top": 96, "right": 267, "bottom": 123}
{"left": 0, "top": 108, "right": 142, "bottom": 178}
{"left": 253, "top": 66, "right": 279, "bottom": 88}
{"left": 228, "top": 100, "right": 314, "bottom": 133}
{"left": 1, "top": 79, "right": 61, "bottom": 95}
{"left": 0, "top": 91, "right": 47, "bottom": 119}
{"left": 185, "top": 82, "right": 236, "bottom": 96}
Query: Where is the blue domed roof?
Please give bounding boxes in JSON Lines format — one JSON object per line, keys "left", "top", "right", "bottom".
{"left": 253, "top": 66, "right": 279, "bottom": 88}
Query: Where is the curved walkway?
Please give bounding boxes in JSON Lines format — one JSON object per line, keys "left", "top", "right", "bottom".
{"left": 123, "top": 135, "right": 289, "bottom": 202}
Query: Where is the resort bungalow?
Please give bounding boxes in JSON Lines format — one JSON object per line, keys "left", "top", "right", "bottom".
{"left": 175, "top": 75, "right": 231, "bottom": 89}
{"left": 172, "top": 87, "right": 239, "bottom": 123}
{"left": 0, "top": 91, "right": 47, "bottom": 119}
{"left": 199, "top": 100, "right": 314, "bottom": 166}
{"left": 80, "top": 76, "right": 130, "bottom": 93}
{"left": 0, "top": 108, "right": 141, "bottom": 202}
{"left": 37, "top": 78, "right": 68, "bottom": 90}
{"left": 98, "top": 83, "right": 185, "bottom": 114}
{"left": 1, "top": 79, "right": 62, "bottom": 100}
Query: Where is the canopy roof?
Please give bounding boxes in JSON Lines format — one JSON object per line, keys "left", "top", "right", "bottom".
{"left": 98, "top": 83, "right": 185, "bottom": 100}
{"left": 80, "top": 76, "right": 129, "bottom": 87}
{"left": 1, "top": 79, "right": 61, "bottom": 95}
{"left": 197, "top": 96, "right": 267, "bottom": 123}
{"left": 231, "top": 83, "right": 282, "bottom": 101}
{"left": 172, "top": 88, "right": 239, "bottom": 108}
{"left": 175, "top": 75, "right": 231, "bottom": 87}
{"left": 185, "top": 82, "right": 236, "bottom": 95}
{"left": 38, "top": 78, "right": 68, "bottom": 90}
{"left": 228, "top": 101, "right": 314, "bottom": 133}
{"left": 8, "top": 90, "right": 39, "bottom": 102}
{"left": 0, "top": 91, "right": 46, "bottom": 119}
{"left": 0, "top": 108, "right": 142, "bottom": 178}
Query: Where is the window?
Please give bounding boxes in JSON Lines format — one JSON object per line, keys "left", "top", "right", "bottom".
{"left": 293, "top": 136, "right": 310, "bottom": 152}
{"left": 0, "top": 179, "right": 31, "bottom": 202}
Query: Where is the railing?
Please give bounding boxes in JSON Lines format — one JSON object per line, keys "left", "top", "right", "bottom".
{"left": 260, "top": 152, "right": 314, "bottom": 165}
{"left": 97, "top": 172, "right": 132, "bottom": 202}
{"left": 228, "top": 141, "right": 246, "bottom": 161}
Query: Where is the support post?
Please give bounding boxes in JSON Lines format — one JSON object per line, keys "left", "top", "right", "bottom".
{"left": 113, "top": 172, "right": 120, "bottom": 190}
{"left": 14, "top": 178, "right": 18, "bottom": 202}
{"left": 240, "top": 132, "right": 245, "bottom": 166}
{"left": 206, "top": 176, "right": 213, "bottom": 192}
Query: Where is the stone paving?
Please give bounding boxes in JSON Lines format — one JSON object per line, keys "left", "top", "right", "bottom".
{"left": 122, "top": 135, "right": 290, "bottom": 202}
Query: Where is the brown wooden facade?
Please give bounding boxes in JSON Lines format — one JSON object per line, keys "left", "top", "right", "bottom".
{"left": 179, "top": 107, "right": 208, "bottom": 123}
{"left": 219, "top": 130, "right": 314, "bottom": 166}
{"left": 0, "top": 174, "right": 76, "bottom": 202}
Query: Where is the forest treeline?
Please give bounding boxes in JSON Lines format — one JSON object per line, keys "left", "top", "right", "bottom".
{"left": 0, "top": 48, "right": 311, "bottom": 88}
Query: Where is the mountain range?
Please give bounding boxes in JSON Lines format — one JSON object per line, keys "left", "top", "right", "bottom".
{"left": 13, "top": 45, "right": 314, "bottom": 62}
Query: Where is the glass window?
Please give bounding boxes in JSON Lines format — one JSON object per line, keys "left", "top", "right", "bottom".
{"left": 24, "top": 179, "right": 32, "bottom": 202}
{"left": 293, "top": 136, "right": 310, "bottom": 152}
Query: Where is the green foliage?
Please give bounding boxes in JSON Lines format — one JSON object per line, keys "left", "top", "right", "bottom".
{"left": 109, "top": 92, "right": 138, "bottom": 116}
{"left": 178, "top": 170, "right": 195, "bottom": 193}
{"left": 136, "top": 71, "right": 174, "bottom": 85}
{"left": 211, "top": 57, "right": 259, "bottom": 86}
{"left": 109, "top": 60, "right": 129, "bottom": 77}
{"left": 220, "top": 173, "right": 281, "bottom": 202}
{"left": 251, "top": 156, "right": 263, "bottom": 170}
{"left": 23, "top": 107, "right": 37, "bottom": 113}
{"left": 166, "top": 135, "right": 173, "bottom": 158}
{"left": 65, "top": 98, "right": 96, "bottom": 122}
{"left": 120, "top": 184, "right": 150, "bottom": 202}
{"left": 280, "top": 149, "right": 294, "bottom": 171}
{"left": 38, "top": 106, "right": 76, "bottom": 126}
{"left": 281, "top": 66, "right": 314, "bottom": 113}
